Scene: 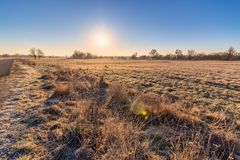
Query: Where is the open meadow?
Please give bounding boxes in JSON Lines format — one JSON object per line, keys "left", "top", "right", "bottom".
{"left": 38, "top": 59, "right": 240, "bottom": 117}
{"left": 2, "top": 1, "right": 240, "bottom": 159}
{"left": 0, "top": 59, "right": 240, "bottom": 160}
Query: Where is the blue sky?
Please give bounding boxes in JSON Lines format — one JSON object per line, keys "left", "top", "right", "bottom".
{"left": 0, "top": 0, "right": 240, "bottom": 56}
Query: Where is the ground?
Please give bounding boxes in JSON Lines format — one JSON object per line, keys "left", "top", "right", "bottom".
{"left": 0, "top": 61, "right": 44, "bottom": 159}
{"left": 37, "top": 59, "right": 240, "bottom": 118}
{"left": 0, "top": 59, "right": 240, "bottom": 160}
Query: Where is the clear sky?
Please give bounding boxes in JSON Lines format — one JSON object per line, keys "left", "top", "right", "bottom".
{"left": 0, "top": 0, "right": 240, "bottom": 56}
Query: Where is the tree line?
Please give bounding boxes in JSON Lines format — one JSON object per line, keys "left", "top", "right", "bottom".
{"left": 0, "top": 48, "right": 45, "bottom": 59}
{"left": 2, "top": 47, "right": 240, "bottom": 61}
{"left": 130, "top": 47, "right": 240, "bottom": 60}
{"left": 70, "top": 47, "right": 240, "bottom": 60}
{"left": 71, "top": 50, "right": 97, "bottom": 59}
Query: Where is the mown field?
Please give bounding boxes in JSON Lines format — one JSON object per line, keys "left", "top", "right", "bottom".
{"left": 1, "top": 59, "right": 240, "bottom": 160}
{"left": 38, "top": 59, "right": 240, "bottom": 116}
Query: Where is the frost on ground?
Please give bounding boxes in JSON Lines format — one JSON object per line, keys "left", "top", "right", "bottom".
{"left": 0, "top": 61, "right": 43, "bottom": 159}
{"left": 0, "top": 60, "right": 239, "bottom": 160}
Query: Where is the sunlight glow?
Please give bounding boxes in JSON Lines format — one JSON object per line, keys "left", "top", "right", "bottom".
{"left": 95, "top": 33, "right": 108, "bottom": 47}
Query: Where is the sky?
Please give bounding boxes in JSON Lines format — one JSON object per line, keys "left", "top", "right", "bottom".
{"left": 0, "top": 0, "right": 240, "bottom": 56}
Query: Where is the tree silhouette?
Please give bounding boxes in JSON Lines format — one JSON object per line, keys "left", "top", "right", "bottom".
{"left": 131, "top": 52, "right": 138, "bottom": 59}
{"left": 175, "top": 49, "right": 183, "bottom": 60}
{"left": 149, "top": 49, "right": 159, "bottom": 59}
{"left": 29, "top": 48, "right": 37, "bottom": 59}
{"left": 187, "top": 50, "right": 196, "bottom": 60}
{"left": 37, "top": 49, "right": 44, "bottom": 59}
{"left": 71, "top": 50, "right": 95, "bottom": 59}
{"left": 226, "top": 46, "right": 236, "bottom": 60}
{"left": 29, "top": 48, "right": 45, "bottom": 59}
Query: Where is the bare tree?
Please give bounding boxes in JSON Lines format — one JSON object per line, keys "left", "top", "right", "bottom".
{"left": 29, "top": 48, "right": 37, "bottom": 59}
{"left": 187, "top": 50, "right": 196, "bottom": 60}
{"left": 226, "top": 46, "right": 236, "bottom": 60}
{"left": 175, "top": 49, "right": 183, "bottom": 60}
{"left": 149, "top": 49, "right": 159, "bottom": 59}
{"left": 37, "top": 49, "right": 44, "bottom": 59}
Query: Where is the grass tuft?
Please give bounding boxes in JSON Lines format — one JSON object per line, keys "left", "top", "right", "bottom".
{"left": 53, "top": 84, "right": 71, "bottom": 97}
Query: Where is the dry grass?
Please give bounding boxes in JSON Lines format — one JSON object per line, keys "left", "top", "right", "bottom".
{"left": 149, "top": 103, "right": 203, "bottom": 126}
{"left": 53, "top": 84, "right": 72, "bottom": 97}
{"left": 205, "top": 111, "right": 228, "bottom": 122}
{"left": 97, "top": 117, "right": 156, "bottom": 160}
{"left": 43, "top": 105, "right": 66, "bottom": 117}
{"left": 13, "top": 140, "right": 37, "bottom": 155}
{"left": 16, "top": 155, "right": 32, "bottom": 160}
{"left": 5, "top": 59, "right": 240, "bottom": 159}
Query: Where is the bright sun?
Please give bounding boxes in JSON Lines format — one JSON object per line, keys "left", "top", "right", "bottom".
{"left": 96, "top": 33, "right": 108, "bottom": 47}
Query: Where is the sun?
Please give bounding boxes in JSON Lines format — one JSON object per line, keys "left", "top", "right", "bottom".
{"left": 95, "top": 33, "right": 108, "bottom": 47}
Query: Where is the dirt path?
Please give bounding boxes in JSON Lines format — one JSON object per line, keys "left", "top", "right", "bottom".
{"left": 0, "top": 59, "right": 14, "bottom": 76}
{"left": 0, "top": 61, "right": 43, "bottom": 159}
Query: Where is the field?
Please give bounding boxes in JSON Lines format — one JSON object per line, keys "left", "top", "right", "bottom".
{"left": 0, "top": 59, "right": 240, "bottom": 159}
{"left": 41, "top": 59, "right": 240, "bottom": 110}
